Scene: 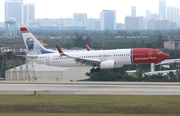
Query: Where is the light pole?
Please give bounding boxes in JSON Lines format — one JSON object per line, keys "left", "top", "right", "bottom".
{"left": 176, "top": 64, "right": 180, "bottom": 84}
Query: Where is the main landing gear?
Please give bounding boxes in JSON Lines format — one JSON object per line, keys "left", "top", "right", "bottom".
{"left": 90, "top": 67, "right": 100, "bottom": 73}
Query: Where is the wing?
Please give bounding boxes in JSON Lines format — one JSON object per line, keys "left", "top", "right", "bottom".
{"left": 56, "top": 45, "right": 100, "bottom": 66}
{"left": 74, "top": 57, "right": 100, "bottom": 66}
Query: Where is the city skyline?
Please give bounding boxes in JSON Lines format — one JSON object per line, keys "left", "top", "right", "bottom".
{"left": 0, "top": 0, "right": 180, "bottom": 23}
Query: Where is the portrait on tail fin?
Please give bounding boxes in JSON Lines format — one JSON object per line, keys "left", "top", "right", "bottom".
{"left": 26, "top": 37, "right": 34, "bottom": 50}
{"left": 26, "top": 37, "right": 41, "bottom": 54}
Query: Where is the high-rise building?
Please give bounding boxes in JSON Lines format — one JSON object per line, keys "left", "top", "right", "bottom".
{"left": 144, "top": 10, "right": 152, "bottom": 29}
{"left": 5, "top": 0, "right": 24, "bottom": 25}
{"left": 159, "top": 0, "right": 166, "bottom": 19}
{"left": 73, "top": 13, "right": 87, "bottom": 29}
{"left": 151, "top": 14, "right": 161, "bottom": 20}
{"left": 145, "top": 10, "right": 151, "bottom": 19}
{"left": 116, "top": 23, "right": 125, "bottom": 30}
{"left": 125, "top": 16, "right": 144, "bottom": 30}
{"left": 147, "top": 19, "right": 154, "bottom": 30}
{"left": 150, "top": 20, "right": 177, "bottom": 30}
{"left": 167, "top": 6, "right": 179, "bottom": 24}
{"left": 100, "top": 10, "right": 116, "bottom": 30}
{"left": 24, "top": 3, "right": 35, "bottom": 26}
{"left": 87, "top": 18, "right": 100, "bottom": 30}
{"left": 131, "top": 6, "right": 136, "bottom": 17}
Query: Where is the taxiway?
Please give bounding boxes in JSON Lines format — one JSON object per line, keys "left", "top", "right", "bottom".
{"left": 0, "top": 83, "right": 179, "bottom": 95}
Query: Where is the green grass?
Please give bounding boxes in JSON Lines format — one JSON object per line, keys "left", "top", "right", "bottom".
{"left": 0, "top": 113, "right": 179, "bottom": 116}
{"left": 0, "top": 95, "right": 179, "bottom": 115}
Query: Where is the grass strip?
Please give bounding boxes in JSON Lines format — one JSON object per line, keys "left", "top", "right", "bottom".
{"left": 0, "top": 95, "right": 179, "bottom": 114}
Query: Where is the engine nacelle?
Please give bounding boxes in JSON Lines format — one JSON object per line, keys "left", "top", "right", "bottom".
{"left": 100, "top": 60, "right": 116, "bottom": 69}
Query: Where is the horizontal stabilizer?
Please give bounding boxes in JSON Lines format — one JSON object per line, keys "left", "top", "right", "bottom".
{"left": 14, "top": 54, "right": 37, "bottom": 58}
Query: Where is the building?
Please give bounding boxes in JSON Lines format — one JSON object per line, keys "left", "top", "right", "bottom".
{"left": 147, "top": 19, "right": 154, "bottom": 30}
{"left": 5, "top": 0, "right": 24, "bottom": 26}
{"left": 151, "top": 14, "right": 161, "bottom": 20}
{"left": 159, "top": 0, "right": 166, "bottom": 19}
{"left": 125, "top": 16, "right": 144, "bottom": 30}
{"left": 87, "top": 18, "right": 100, "bottom": 30}
{"left": 131, "top": 6, "right": 136, "bottom": 17}
{"left": 154, "top": 20, "right": 177, "bottom": 30}
{"left": 5, "top": 62, "right": 91, "bottom": 82}
{"left": 24, "top": 3, "right": 35, "bottom": 26}
{"left": 167, "top": 6, "right": 180, "bottom": 26}
{"left": 100, "top": 10, "right": 116, "bottom": 30}
{"left": 144, "top": 10, "right": 152, "bottom": 29}
{"left": 145, "top": 10, "right": 151, "bottom": 19}
{"left": 164, "top": 40, "right": 180, "bottom": 49}
{"left": 154, "top": 20, "right": 169, "bottom": 30}
{"left": 73, "top": 13, "right": 87, "bottom": 29}
{"left": 169, "top": 22, "right": 178, "bottom": 29}
{"left": 148, "top": 19, "right": 177, "bottom": 30}
{"left": 116, "top": 23, "right": 125, "bottom": 30}
{"left": 142, "top": 70, "right": 176, "bottom": 77}
{"left": 28, "top": 18, "right": 86, "bottom": 30}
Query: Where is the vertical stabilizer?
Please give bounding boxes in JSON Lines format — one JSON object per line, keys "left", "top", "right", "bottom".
{"left": 20, "top": 27, "right": 54, "bottom": 54}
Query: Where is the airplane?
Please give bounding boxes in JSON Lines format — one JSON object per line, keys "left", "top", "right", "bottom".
{"left": 20, "top": 27, "right": 170, "bottom": 73}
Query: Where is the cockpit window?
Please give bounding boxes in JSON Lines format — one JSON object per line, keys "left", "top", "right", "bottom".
{"left": 156, "top": 51, "right": 163, "bottom": 54}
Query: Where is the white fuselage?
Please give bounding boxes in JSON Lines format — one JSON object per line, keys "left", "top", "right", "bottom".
{"left": 27, "top": 49, "right": 132, "bottom": 67}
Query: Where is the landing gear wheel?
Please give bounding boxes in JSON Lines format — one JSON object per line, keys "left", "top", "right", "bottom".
{"left": 95, "top": 68, "right": 100, "bottom": 72}
{"left": 90, "top": 68, "right": 95, "bottom": 73}
{"left": 90, "top": 68, "right": 100, "bottom": 73}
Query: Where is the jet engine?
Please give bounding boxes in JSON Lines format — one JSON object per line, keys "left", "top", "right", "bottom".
{"left": 100, "top": 60, "right": 116, "bottom": 69}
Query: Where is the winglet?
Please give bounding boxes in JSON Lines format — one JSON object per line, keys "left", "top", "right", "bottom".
{"left": 56, "top": 45, "right": 64, "bottom": 54}
{"left": 85, "top": 44, "right": 91, "bottom": 51}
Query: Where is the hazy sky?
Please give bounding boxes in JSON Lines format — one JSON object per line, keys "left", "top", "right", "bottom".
{"left": 0, "top": 0, "right": 180, "bottom": 23}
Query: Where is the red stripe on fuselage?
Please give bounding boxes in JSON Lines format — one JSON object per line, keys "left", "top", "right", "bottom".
{"left": 132, "top": 48, "right": 159, "bottom": 64}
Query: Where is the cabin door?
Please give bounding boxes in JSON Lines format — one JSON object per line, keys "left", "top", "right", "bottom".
{"left": 46, "top": 56, "right": 50, "bottom": 64}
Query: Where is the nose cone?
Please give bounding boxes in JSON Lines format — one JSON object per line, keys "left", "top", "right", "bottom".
{"left": 164, "top": 53, "right": 170, "bottom": 59}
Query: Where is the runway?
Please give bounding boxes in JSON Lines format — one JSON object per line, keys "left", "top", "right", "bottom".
{"left": 0, "top": 83, "right": 180, "bottom": 95}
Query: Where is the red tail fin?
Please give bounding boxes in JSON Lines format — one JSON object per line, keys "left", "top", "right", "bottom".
{"left": 20, "top": 27, "right": 29, "bottom": 33}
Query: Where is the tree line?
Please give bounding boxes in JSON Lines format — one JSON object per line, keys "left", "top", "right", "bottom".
{"left": 85, "top": 65, "right": 180, "bottom": 82}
